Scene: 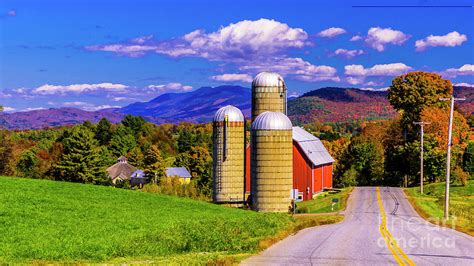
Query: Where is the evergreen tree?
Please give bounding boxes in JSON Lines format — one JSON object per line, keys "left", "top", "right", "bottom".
{"left": 127, "top": 147, "right": 145, "bottom": 168}
{"left": 109, "top": 125, "right": 137, "bottom": 157}
{"left": 53, "top": 125, "right": 109, "bottom": 184}
{"left": 16, "top": 148, "right": 38, "bottom": 178}
{"left": 143, "top": 145, "right": 166, "bottom": 183}
{"left": 95, "top": 118, "right": 112, "bottom": 146}
{"left": 122, "top": 115, "right": 146, "bottom": 136}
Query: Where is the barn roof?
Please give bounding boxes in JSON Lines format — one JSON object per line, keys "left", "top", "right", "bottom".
{"left": 166, "top": 167, "right": 192, "bottom": 178}
{"left": 106, "top": 161, "right": 137, "bottom": 180}
{"left": 292, "top": 127, "right": 335, "bottom": 166}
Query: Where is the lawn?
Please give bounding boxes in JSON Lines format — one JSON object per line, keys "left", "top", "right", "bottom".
{"left": 0, "top": 176, "right": 346, "bottom": 264}
{"left": 405, "top": 181, "right": 473, "bottom": 236}
{"left": 295, "top": 188, "right": 353, "bottom": 214}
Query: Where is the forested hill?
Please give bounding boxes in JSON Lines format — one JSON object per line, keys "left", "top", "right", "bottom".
{"left": 0, "top": 86, "right": 471, "bottom": 129}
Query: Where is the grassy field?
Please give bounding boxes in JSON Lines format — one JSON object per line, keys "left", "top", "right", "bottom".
{"left": 295, "top": 188, "right": 353, "bottom": 214}
{"left": 0, "top": 176, "right": 344, "bottom": 264}
{"left": 405, "top": 181, "right": 473, "bottom": 236}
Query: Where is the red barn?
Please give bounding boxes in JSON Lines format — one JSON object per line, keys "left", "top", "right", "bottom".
{"left": 245, "top": 126, "right": 335, "bottom": 201}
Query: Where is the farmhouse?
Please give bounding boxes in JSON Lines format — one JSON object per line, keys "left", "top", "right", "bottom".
{"left": 245, "top": 126, "right": 334, "bottom": 201}
{"left": 165, "top": 167, "right": 192, "bottom": 184}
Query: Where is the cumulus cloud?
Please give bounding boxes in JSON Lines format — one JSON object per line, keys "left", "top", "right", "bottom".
{"left": 334, "top": 49, "right": 364, "bottom": 59}
{"left": 365, "top": 27, "right": 410, "bottom": 52}
{"left": 415, "top": 31, "right": 467, "bottom": 51}
{"left": 240, "top": 57, "right": 340, "bottom": 82}
{"left": 317, "top": 27, "right": 346, "bottom": 38}
{"left": 147, "top": 82, "right": 193, "bottom": 92}
{"left": 211, "top": 73, "right": 253, "bottom": 83}
{"left": 344, "top": 63, "right": 412, "bottom": 77}
{"left": 2, "top": 106, "right": 16, "bottom": 112}
{"left": 345, "top": 76, "right": 365, "bottom": 85}
{"left": 454, "top": 82, "right": 474, "bottom": 87}
{"left": 350, "top": 35, "right": 362, "bottom": 41}
{"left": 131, "top": 35, "right": 154, "bottom": 44}
{"left": 443, "top": 64, "right": 474, "bottom": 78}
{"left": 359, "top": 87, "right": 389, "bottom": 91}
{"left": 32, "top": 83, "right": 127, "bottom": 95}
{"left": 86, "top": 19, "right": 309, "bottom": 61}
{"left": 62, "top": 101, "right": 120, "bottom": 111}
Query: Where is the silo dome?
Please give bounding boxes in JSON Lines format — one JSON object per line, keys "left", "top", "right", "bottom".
{"left": 252, "top": 72, "right": 285, "bottom": 87}
{"left": 213, "top": 105, "right": 245, "bottom": 122}
{"left": 251, "top": 111, "right": 292, "bottom": 131}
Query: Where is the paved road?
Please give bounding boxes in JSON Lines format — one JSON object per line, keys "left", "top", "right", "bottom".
{"left": 242, "top": 187, "right": 474, "bottom": 265}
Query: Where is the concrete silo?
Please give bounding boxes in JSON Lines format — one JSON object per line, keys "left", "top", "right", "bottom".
{"left": 212, "top": 105, "right": 246, "bottom": 206}
{"left": 250, "top": 111, "right": 293, "bottom": 212}
{"left": 251, "top": 72, "right": 287, "bottom": 122}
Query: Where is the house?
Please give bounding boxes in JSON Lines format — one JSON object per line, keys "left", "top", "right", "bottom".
{"left": 130, "top": 170, "right": 146, "bottom": 187}
{"left": 165, "top": 167, "right": 192, "bottom": 184}
{"left": 245, "top": 126, "right": 334, "bottom": 201}
{"left": 106, "top": 156, "right": 137, "bottom": 184}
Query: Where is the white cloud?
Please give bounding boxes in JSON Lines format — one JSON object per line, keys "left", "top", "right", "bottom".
{"left": 0, "top": 92, "right": 12, "bottom": 98}
{"left": 317, "top": 27, "right": 346, "bottom": 38}
{"left": 240, "top": 57, "right": 339, "bottom": 82}
{"left": 111, "top": 97, "right": 128, "bottom": 101}
{"left": 32, "top": 83, "right": 127, "bottom": 95}
{"left": 62, "top": 101, "right": 120, "bottom": 111}
{"left": 147, "top": 82, "right": 193, "bottom": 92}
{"left": 346, "top": 76, "right": 365, "bottom": 85}
{"left": 454, "top": 82, "right": 474, "bottom": 87}
{"left": 2, "top": 106, "right": 16, "bottom": 112}
{"left": 350, "top": 35, "right": 362, "bottom": 41}
{"left": 19, "top": 107, "right": 46, "bottom": 112}
{"left": 87, "top": 19, "right": 309, "bottom": 61}
{"left": 131, "top": 35, "right": 154, "bottom": 44}
{"left": 334, "top": 48, "right": 364, "bottom": 59}
{"left": 13, "top": 88, "right": 26, "bottom": 94}
{"left": 415, "top": 31, "right": 467, "bottom": 51}
{"left": 344, "top": 63, "right": 412, "bottom": 77}
{"left": 211, "top": 73, "right": 253, "bottom": 83}
{"left": 365, "top": 27, "right": 410, "bottom": 52}
{"left": 444, "top": 64, "right": 474, "bottom": 78}
{"left": 359, "top": 87, "right": 389, "bottom": 91}
{"left": 7, "top": 10, "right": 16, "bottom": 17}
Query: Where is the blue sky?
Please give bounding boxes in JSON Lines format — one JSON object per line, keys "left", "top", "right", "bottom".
{"left": 1, "top": 0, "right": 473, "bottom": 112}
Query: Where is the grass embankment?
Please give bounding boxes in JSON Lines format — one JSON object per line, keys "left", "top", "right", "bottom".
{"left": 0, "top": 176, "right": 344, "bottom": 264}
{"left": 295, "top": 187, "right": 353, "bottom": 214}
{"left": 405, "top": 181, "right": 473, "bottom": 236}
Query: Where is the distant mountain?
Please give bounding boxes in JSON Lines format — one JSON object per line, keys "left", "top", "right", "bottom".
{"left": 0, "top": 108, "right": 125, "bottom": 130}
{"left": 1, "top": 85, "right": 470, "bottom": 130}
{"left": 120, "top": 85, "right": 251, "bottom": 123}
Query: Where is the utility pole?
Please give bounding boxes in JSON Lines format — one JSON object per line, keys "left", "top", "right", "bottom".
{"left": 440, "top": 96, "right": 466, "bottom": 220}
{"left": 413, "top": 121, "right": 430, "bottom": 194}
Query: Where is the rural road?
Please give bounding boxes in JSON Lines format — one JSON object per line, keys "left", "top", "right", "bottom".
{"left": 242, "top": 187, "right": 474, "bottom": 265}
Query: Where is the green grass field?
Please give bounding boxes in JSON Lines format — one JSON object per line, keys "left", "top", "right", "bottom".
{"left": 0, "top": 176, "right": 296, "bottom": 263}
{"left": 295, "top": 188, "right": 353, "bottom": 214}
{"left": 405, "top": 181, "right": 473, "bottom": 236}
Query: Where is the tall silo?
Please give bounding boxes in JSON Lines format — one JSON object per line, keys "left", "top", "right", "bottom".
{"left": 251, "top": 72, "right": 287, "bottom": 122}
{"left": 212, "top": 105, "right": 246, "bottom": 206}
{"left": 251, "top": 111, "right": 293, "bottom": 212}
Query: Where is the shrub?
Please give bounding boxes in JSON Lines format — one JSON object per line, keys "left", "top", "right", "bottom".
{"left": 452, "top": 167, "right": 468, "bottom": 186}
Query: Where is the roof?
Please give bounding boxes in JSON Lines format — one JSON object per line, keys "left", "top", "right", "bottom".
{"left": 214, "top": 105, "right": 244, "bottom": 122}
{"left": 252, "top": 111, "right": 292, "bottom": 130}
{"left": 252, "top": 72, "right": 285, "bottom": 88}
{"left": 292, "top": 126, "right": 335, "bottom": 166}
{"left": 117, "top": 156, "right": 127, "bottom": 161}
{"left": 166, "top": 167, "right": 192, "bottom": 178}
{"left": 131, "top": 170, "right": 145, "bottom": 179}
{"left": 106, "top": 162, "right": 137, "bottom": 180}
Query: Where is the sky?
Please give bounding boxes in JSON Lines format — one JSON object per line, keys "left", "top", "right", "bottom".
{"left": 0, "top": 0, "right": 473, "bottom": 112}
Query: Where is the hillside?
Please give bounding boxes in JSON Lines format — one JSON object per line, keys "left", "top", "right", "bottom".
{"left": 1, "top": 86, "right": 471, "bottom": 129}
{"left": 120, "top": 85, "right": 251, "bottom": 123}
{"left": 0, "top": 176, "right": 291, "bottom": 263}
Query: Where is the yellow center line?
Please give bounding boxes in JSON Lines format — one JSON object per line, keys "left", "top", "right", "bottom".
{"left": 376, "top": 187, "right": 416, "bottom": 266}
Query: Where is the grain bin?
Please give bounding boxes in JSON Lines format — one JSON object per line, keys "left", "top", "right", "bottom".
{"left": 212, "top": 105, "right": 246, "bottom": 206}
{"left": 250, "top": 111, "right": 293, "bottom": 212}
{"left": 251, "top": 72, "right": 287, "bottom": 122}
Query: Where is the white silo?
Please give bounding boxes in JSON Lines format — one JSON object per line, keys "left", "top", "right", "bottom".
{"left": 251, "top": 72, "right": 287, "bottom": 122}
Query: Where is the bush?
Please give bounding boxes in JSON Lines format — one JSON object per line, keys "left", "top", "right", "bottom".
{"left": 452, "top": 167, "right": 468, "bottom": 186}
{"left": 141, "top": 177, "right": 204, "bottom": 200}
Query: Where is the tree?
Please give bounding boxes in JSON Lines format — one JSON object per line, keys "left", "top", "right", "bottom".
{"left": 53, "top": 125, "right": 109, "bottom": 184}
{"left": 16, "top": 148, "right": 38, "bottom": 178}
{"left": 463, "top": 142, "right": 474, "bottom": 175}
{"left": 388, "top": 72, "right": 452, "bottom": 137}
{"left": 174, "top": 146, "right": 212, "bottom": 196}
{"left": 109, "top": 125, "right": 137, "bottom": 157}
{"left": 127, "top": 147, "right": 144, "bottom": 168}
{"left": 122, "top": 115, "right": 146, "bottom": 136}
{"left": 0, "top": 131, "right": 14, "bottom": 175}
{"left": 95, "top": 118, "right": 112, "bottom": 146}
{"left": 143, "top": 145, "right": 166, "bottom": 183}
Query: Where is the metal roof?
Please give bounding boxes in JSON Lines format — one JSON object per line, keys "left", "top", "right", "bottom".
{"left": 213, "top": 105, "right": 244, "bottom": 122}
{"left": 292, "top": 126, "right": 335, "bottom": 166}
{"left": 251, "top": 111, "right": 292, "bottom": 130}
{"left": 131, "top": 170, "right": 145, "bottom": 179}
{"left": 252, "top": 72, "right": 285, "bottom": 87}
{"left": 166, "top": 167, "right": 192, "bottom": 178}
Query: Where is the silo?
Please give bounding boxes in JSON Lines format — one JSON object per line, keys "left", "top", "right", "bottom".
{"left": 212, "top": 105, "right": 245, "bottom": 206}
{"left": 251, "top": 111, "right": 293, "bottom": 212}
{"left": 251, "top": 72, "right": 287, "bottom": 122}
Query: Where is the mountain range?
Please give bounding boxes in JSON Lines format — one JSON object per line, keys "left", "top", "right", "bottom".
{"left": 0, "top": 85, "right": 471, "bottom": 130}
